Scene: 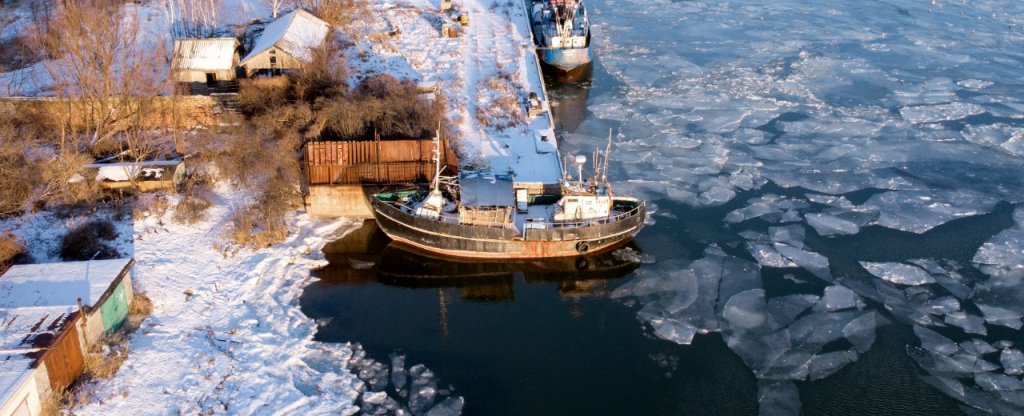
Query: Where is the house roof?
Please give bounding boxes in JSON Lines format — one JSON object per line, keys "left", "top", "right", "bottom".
{"left": 0, "top": 354, "right": 36, "bottom": 408}
{"left": 0, "top": 258, "right": 133, "bottom": 309}
{"left": 0, "top": 306, "right": 77, "bottom": 352}
{"left": 172, "top": 38, "right": 240, "bottom": 72}
{"left": 241, "top": 9, "right": 331, "bottom": 66}
{"left": 461, "top": 173, "right": 515, "bottom": 206}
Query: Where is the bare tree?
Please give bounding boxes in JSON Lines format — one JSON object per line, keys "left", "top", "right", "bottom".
{"left": 35, "top": 0, "right": 170, "bottom": 150}
{"left": 265, "top": 0, "right": 290, "bottom": 19}
{"left": 294, "top": 0, "right": 362, "bottom": 27}
{"left": 161, "top": 0, "right": 221, "bottom": 38}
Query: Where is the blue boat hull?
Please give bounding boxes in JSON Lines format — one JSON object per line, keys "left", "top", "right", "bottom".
{"left": 542, "top": 47, "right": 592, "bottom": 72}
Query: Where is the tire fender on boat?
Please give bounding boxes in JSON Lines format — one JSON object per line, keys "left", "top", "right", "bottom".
{"left": 576, "top": 241, "right": 590, "bottom": 254}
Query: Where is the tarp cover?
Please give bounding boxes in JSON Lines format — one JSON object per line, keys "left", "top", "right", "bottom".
{"left": 461, "top": 173, "right": 514, "bottom": 207}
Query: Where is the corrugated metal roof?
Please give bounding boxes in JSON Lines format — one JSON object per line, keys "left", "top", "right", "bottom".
{"left": 241, "top": 9, "right": 331, "bottom": 66}
{"left": 0, "top": 258, "right": 133, "bottom": 309}
{"left": 461, "top": 173, "right": 515, "bottom": 206}
{"left": 172, "top": 38, "right": 239, "bottom": 71}
{"left": 0, "top": 354, "right": 35, "bottom": 407}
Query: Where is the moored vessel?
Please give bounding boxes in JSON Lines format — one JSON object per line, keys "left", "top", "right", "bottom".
{"left": 529, "top": 0, "right": 592, "bottom": 73}
{"left": 369, "top": 134, "right": 645, "bottom": 259}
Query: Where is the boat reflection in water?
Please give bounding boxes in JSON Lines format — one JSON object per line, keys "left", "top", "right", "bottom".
{"left": 545, "top": 64, "right": 592, "bottom": 132}
{"left": 313, "top": 220, "right": 640, "bottom": 305}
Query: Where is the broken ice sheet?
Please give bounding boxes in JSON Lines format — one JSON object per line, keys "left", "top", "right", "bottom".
{"left": 1002, "top": 349, "right": 1024, "bottom": 376}
{"left": 815, "top": 285, "right": 860, "bottom": 312}
{"left": 805, "top": 212, "right": 861, "bottom": 236}
{"left": 913, "top": 325, "right": 958, "bottom": 356}
{"left": 945, "top": 311, "right": 988, "bottom": 335}
{"left": 972, "top": 207, "right": 1024, "bottom": 279}
{"left": 757, "top": 380, "right": 801, "bottom": 416}
{"left": 860, "top": 261, "right": 935, "bottom": 286}
{"left": 775, "top": 245, "right": 833, "bottom": 282}
{"left": 861, "top": 190, "right": 998, "bottom": 234}
{"left": 809, "top": 350, "right": 858, "bottom": 381}
{"left": 767, "top": 294, "right": 819, "bottom": 328}
{"left": 975, "top": 373, "right": 1024, "bottom": 392}
{"left": 843, "top": 311, "right": 878, "bottom": 354}
{"left": 977, "top": 305, "right": 1024, "bottom": 330}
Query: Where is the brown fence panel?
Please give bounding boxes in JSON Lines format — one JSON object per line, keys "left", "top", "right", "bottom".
{"left": 305, "top": 139, "right": 458, "bottom": 185}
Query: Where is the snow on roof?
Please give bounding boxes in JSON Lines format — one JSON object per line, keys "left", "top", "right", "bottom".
{"left": 0, "top": 306, "right": 76, "bottom": 352}
{"left": 172, "top": 38, "right": 240, "bottom": 72}
{"left": 461, "top": 174, "right": 515, "bottom": 206}
{"left": 0, "top": 354, "right": 36, "bottom": 408}
{"left": 241, "top": 9, "right": 330, "bottom": 66}
{"left": 0, "top": 258, "right": 133, "bottom": 309}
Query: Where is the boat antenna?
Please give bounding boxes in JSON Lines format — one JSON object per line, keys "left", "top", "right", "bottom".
{"left": 601, "top": 128, "right": 613, "bottom": 184}
{"left": 432, "top": 124, "right": 442, "bottom": 193}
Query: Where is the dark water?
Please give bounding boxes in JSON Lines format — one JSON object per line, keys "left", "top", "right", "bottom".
{"left": 301, "top": 39, "right": 1024, "bottom": 413}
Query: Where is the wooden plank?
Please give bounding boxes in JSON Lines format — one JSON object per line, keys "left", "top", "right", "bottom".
{"left": 43, "top": 317, "right": 85, "bottom": 391}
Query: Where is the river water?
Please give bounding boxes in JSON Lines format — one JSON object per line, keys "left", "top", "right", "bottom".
{"left": 302, "top": 0, "right": 1024, "bottom": 414}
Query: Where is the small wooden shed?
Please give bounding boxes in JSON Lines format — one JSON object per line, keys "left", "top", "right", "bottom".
{"left": 172, "top": 38, "right": 241, "bottom": 84}
{"left": 240, "top": 9, "right": 331, "bottom": 75}
{"left": 0, "top": 258, "right": 135, "bottom": 414}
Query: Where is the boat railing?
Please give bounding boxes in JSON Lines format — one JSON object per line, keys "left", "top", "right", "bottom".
{"left": 547, "top": 200, "right": 645, "bottom": 229}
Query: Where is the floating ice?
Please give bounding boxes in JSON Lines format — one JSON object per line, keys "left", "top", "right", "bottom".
{"left": 861, "top": 190, "right": 997, "bottom": 234}
{"left": 909, "top": 259, "right": 973, "bottom": 300}
{"left": 959, "top": 339, "right": 997, "bottom": 357}
{"left": 1003, "top": 349, "right": 1024, "bottom": 376}
{"left": 973, "top": 209, "right": 1024, "bottom": 279}
{"left": 924, "top": 296, "right": 960, "bottom": 316}
{"left": 816, "top": 285, "right": 859, "bottom": 312}
{"left": 961, "top": 124, "right": 1024, "bottom": 157}
{"left": 757, "top": 380, "right": 801, "bottom": 416}
{"left": 769, "top": 225, "right": 806, "bottom": 249}
{"left": 747, "top": 242, "right": 796, "bottom": 268}
{"left": 775, "top": 245, "right": 833, "bottom": 282}
{"left": 899, "top": 102, "right": 986, "bottom": 124}
{"left": 914, "top": 325, "right": 958, "bottom": 356}
{"left": 843, "top": 312, "right": 877, "bottom": 354}
{"left": 805, "top": 212, "right": 860, "bottom": 236}
{"left": 649, "top": 317, "right": 699, "bottom": 345}
{"left": 723, "top": 289, "right": 769, "bottom": 330}
{"left": 809, "top": 350, "right": 858, "bottom": 381}
{"left": 975, "top": 373, "right": 1024, "bottom": 392}
{"left": 978, "top": 305, "right": 1024, "bottom": 330}
{"left": 860, "top": 262, "right": 935, "bottom": 286}
{"left": 391, "top": 354, "right": 408, "bottom": 392}
{"left": 426, "top": 397, "right": 465, "bottom": 416}
{"left": 767, "top": 294, "right": 819, "bottom": 328}
{"left": 409, "top": 364, "right": 438, "bottom": 415}
{"left": 945, "top": 312, "right": 988, "bottom": 335}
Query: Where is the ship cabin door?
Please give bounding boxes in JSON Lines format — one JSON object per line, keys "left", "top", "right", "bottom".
{"left": 516, "top": 189, "right": 529, "bottom": 213}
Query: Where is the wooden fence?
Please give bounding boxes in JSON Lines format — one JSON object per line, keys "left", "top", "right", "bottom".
{"left": 305, "top": 138, "right": 458, "bottom": 185}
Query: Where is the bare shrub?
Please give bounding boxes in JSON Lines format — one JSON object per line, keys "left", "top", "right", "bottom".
{"left": 59, "top": 220, "right": 119, "bottom": 260}
{"left": 129, "top": 290, "right": 154, "bottom": 317}
{"left": 316, "top": 74, "right": 443, "bottom": 140}
{"left": 0, "top": 232, "right": 26, "bottom": 275}
{"left": 133, "top": 193, "right": 170, "bottom": 220}
{"left": 296, "top": 0, "right": 365, "bottom": 28}
{"left": 173, "top": 176, "right": 215, "bottom": 224}
{"left": 237, "top": 77, "right": 291, "bottom": 116}
{"left": 83, "top": 331, "right": 130, "bottom": 379}
{"left": 290, "top": 43, "right": 347, "bottom": 103}
{"left": 39, "top": 388, "right": 68, "bottom": 416}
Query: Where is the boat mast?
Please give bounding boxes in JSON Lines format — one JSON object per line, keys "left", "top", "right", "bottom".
{"left": 432, "top": 126, "right": 442, "bottom": 193}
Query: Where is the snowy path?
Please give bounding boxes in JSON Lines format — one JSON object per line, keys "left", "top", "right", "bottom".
{"left": 73, "top": 191, "right": 364, "bottom": 415}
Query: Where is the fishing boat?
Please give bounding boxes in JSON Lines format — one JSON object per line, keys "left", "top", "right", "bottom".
{"left": 529, "top": 0, "right": 592, "bottom": 73}
{"left": 369, "top": 134, "right": 645, "bottom": 259}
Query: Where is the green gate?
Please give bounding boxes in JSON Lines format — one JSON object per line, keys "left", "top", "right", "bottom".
{"left": 100, "top": 281, "right": 129, "bottom": 333}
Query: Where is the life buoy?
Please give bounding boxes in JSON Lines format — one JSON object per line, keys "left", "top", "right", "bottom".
{"left": 576, "top": 241, "right": 590, "bottom": 254}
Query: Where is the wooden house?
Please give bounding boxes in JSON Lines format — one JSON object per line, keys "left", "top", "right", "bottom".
{"left": 0, "top": 259, "right": 135, "bottom": 415}
{"left": 171, "top": 38, "right": 241, "bottom": 92}
{"left": 240, "top": 9, "right": 331, "bottom": 75}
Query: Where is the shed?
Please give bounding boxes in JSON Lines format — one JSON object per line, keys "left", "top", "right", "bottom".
{"left": 0, "top": 259, "right": 134, "bottom": 414}
{"left": 0, "top": 307, "right": 82, "bottom": 415}
{"left": 0, "top": 258, "right": 135, "bottom": 347}
{"left": 171, "top": 38, "right": 241, "bottom": 84}
{"left": 458, "top": 173, "right": 515, "bottom": 226}
{"left": 240, "top": 9, "right": 331, "bottom": 75}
